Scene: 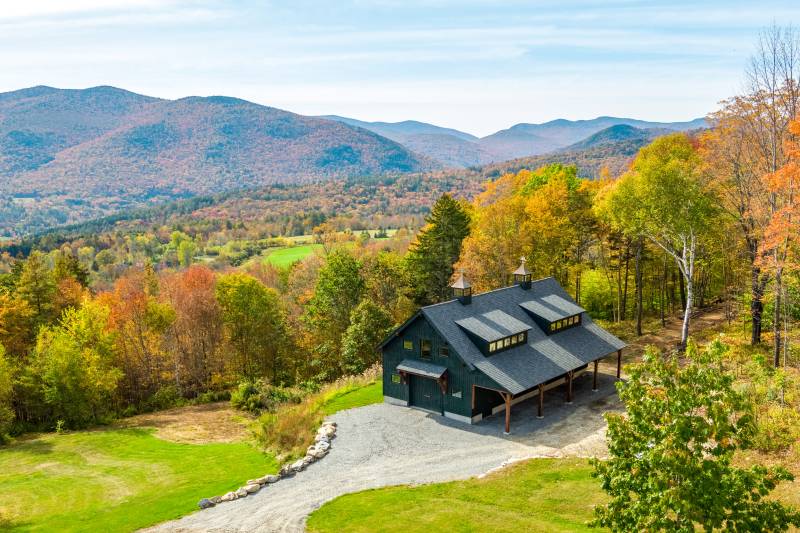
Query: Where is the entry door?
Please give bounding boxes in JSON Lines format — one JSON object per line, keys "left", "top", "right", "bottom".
{"left": 409, "top": 375, "right": 442, "bottom": 413}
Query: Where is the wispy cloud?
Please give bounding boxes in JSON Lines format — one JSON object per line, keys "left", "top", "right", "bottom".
{"left": 0, "top": 0, "right": 796, "bottom": 134}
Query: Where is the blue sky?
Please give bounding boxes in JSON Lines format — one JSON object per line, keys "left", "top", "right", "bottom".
{"left": 1, "top": 1, "right": 799, "bottom": 136}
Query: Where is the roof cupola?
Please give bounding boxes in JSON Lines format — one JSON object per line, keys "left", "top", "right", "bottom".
{"left": 451, "top": 269, "right": 472, "bottom": 305}
{"left": 513, "top": 256, "right": 532, "bottom": 290}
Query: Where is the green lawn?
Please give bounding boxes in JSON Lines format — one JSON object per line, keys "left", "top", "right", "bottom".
{"left": 306, "top": 458, "right": 607, "bottom": 533}
{"left": 322, "top": 381, "right": 383, "bottom": 415}
{"left": 0, "top": 428, "right": 277, "bottom": 532}
{"left": 263, "top": 244, "right": 323, "bottom": 268}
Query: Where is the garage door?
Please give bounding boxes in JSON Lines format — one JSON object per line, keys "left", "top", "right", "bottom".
{"left": 409, "top": 375, "right": 442, "bottom": 413}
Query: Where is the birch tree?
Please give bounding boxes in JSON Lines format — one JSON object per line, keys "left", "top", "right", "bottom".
{"left": 601, "top": 134, "right": 717, "bottom": 348}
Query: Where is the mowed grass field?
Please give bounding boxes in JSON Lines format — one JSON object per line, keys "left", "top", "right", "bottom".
{"left": 307, "top": 458, "right": 607, "bottom": 533}
{"left": 0, "top": 428, "right": 277, "bottom": 532}
{"left": 262, "top": 243, "right": 323, "bottom": 268}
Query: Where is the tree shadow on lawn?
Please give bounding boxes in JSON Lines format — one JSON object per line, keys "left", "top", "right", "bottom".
{"left": 4, "top": 437, "right": 55, "bottom": 456}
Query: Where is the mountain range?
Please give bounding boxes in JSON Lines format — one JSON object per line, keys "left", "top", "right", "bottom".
{"left": 0, "top": 85, "right": 706, "bottom": 236}
{"left": 325, "top": 115, "right": 706, "bottom": 167}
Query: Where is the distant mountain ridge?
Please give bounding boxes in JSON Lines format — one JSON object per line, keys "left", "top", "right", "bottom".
{"left": 0, "top": 86, "right": 434, "bottom": 236}
{"left": 326, "top": 114, "right": 706, "bottom": 167}
{"left": 562, "top": 124, "right": 667, "bottom": 151}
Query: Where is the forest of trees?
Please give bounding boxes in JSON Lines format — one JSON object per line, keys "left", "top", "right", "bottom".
{"left": 0, "top": 27, "right": 799, "bottom": 443}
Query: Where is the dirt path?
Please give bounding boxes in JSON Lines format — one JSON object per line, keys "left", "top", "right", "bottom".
{"left": 623, "top": 305, "right": 730, "bottom": 358}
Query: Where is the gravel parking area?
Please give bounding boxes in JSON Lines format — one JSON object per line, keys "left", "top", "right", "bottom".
{"left": 146, "top": 370, "right": 621, "bottom": 533}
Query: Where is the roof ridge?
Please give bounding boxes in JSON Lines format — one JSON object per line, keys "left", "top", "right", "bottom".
{"left": 421, "top": 276, "right": 557, "bottom": 310}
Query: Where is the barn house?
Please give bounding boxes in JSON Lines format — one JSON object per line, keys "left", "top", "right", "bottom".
{"left": 380, "top": 259, "right": 626, "bottom": 433}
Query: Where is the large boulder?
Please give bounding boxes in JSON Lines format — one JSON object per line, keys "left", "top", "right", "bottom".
{"left": 290, "top": 459, "right": 306, "bottom": 472}
{"left": 312, "top": 448, "right": 328, "bottom": 459}
{"left": 244, "top": 483, "right": 261, "bottom": 494}
{"left": 235, "top": 487, "right": 248, "bottom": 498}
{"left": 220, "top": 491, "right": 237, "bottom": 502}
{"left": 198, "top": 498, "right": 216, "bottom": 509}
{"left": 264, "top": 474, "right": 280, "bottom": 484}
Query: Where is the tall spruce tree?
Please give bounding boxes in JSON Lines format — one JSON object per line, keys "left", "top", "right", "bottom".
{"left": 405, "top": 194, "right": 471, "bottom": 305}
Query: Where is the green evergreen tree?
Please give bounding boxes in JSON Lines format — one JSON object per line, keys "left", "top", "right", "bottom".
{"left": 405, "top": 194, "right": 471, "bottom": 305}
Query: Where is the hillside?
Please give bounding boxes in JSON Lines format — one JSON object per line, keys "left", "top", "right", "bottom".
{"left": 0, "top": 87, "right": 434, "bottom": 237}
{"left": 562, "top": 124, "right": 664, "bottom": 151}
{"left": 323, "top": 116, "right": 494, "bottom": 167}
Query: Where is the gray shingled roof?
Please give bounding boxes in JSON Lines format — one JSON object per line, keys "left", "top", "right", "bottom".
{"left": 455, "top": 310, "right": 530, "bottom": 342}
{"left": 421, "top": 278, "right": 625, "bottom": 395}
{"left": 519, "top": 294, "right": 585, "bottom": 322}
{"left": 397, "top": 359, "right": 448, "bottom": 379}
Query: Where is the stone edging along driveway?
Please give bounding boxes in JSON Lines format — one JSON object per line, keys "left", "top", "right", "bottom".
{"left": 146, "top": 371, "right": 621, "bottom": 533}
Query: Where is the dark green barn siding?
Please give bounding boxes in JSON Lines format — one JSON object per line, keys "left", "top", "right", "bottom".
{"left": 382, "top": 315, "right": 507, "bottom": 419}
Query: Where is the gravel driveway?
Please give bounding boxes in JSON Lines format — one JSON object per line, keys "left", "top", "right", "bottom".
{"left": 147, "top": 370, "right": 621, "bottom": 533}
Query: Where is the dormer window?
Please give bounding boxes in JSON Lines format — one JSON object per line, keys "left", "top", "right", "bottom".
{"left": 488, "top": 331, "right": 528, "bottom": 353}
{"left": 519, "top": 296, "right": 586, "bottom": 336}
{"left": 549, "top": 314, "right": 581, "bottom": 333}
{"left": 455, "top": 310, "right": 530, "bottom": 356}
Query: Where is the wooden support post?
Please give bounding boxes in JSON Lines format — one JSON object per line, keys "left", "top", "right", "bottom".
{"left": 566, "top": 371, "right": 573, "bottom": 404}
{"left": 503, "top": 393, "right": 511, "bottom": 434}
{"left": 537, "top": 384, "right": 544, "bottom": 418}
{"left": 616, "top": 349, "right": 622, "bottom": 379}
{"left": 471, "top": 385, "right": 476, "bottom": 410}
{"left": 592, "top": 360, "right": 599, "bottom": 392}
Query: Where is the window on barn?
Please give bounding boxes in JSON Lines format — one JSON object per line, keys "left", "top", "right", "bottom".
{"left": 391, "top": 374, "right": 401, "bottom": 384}
{"left": 439, "top": 346, "right": 449, "bottom": 357}
{"left": 549, "top": 315, "right": 581, "bottom": 334}
{"left": 420, "top": 339, "right": 432, "bottom": 359}
{"left": 403, "top": 339, "right": 413, "bottom": 350}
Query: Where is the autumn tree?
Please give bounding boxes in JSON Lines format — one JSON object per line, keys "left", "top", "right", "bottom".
{"left": 361, "top": 251, "right": 415, "bottom": 324}
{"left": 592, "top": 339, "right": 800, "bottom": 532}
{"left": 601, "top": 134, "right": 717, "bottom": 347}
{"left": 457, "top": 164, "right": 595, "bottom": 293}
{"left": 162, "top": 266, "right": 224, "bottom": 394}
{"left": 16, "top": 251, "right": 56, "bottom": 327}
{"left": 0, "top": 344, "right": 13, "bottom": 441}
{"left": 216, "top": 273, "right": 290, "bottom": 382}
{"left": 28, "top": 301, "right": 121, "bottom": 429}
{"left": 405, "top": 194, "right": 471, "bottom": 305}
{"left": 105, "top": 269, "right": 175, "bottom": 406}
{"left": 760, "top": 116, "right": 800, "bottom": 367}
{"left": 0, "top": 294, "right": 35, "bottom": 360}
{"left": 303, "top": 250, "right": 365, "bottom": 378}
{"left": 340, "top": 300, "right": 393, "bottom": 375}
{"left": 743, "top": 24, "right": 799, "bottom": 359}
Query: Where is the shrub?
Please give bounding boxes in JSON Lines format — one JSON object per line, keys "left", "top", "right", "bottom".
{"left": 147, "top": 385, "right": 185, "bottom": 411}
{"left": 230, "top": 379, "right": 305, "bottom": 413}
{"left": 256, "top": 365, "right": 380, "bottom": 460}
